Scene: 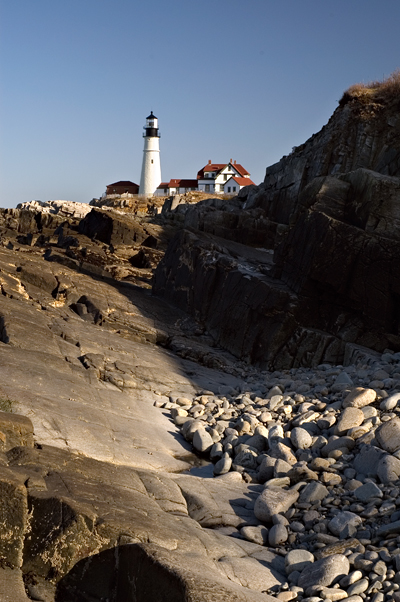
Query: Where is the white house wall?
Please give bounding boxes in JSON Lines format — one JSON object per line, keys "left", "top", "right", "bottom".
{"left": 223, "top": 178, "right": 240, "bottom": 194}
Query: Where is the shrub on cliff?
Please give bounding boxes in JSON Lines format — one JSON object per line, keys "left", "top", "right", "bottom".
{"left": 339, "top": 69, "right": 400, "bottom": 107}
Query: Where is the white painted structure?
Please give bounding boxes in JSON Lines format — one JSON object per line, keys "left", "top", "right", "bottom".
{"left": 139, "top": 111, "right": 161, "bottom": 196}
{"left": 197, "top": 160, "right": 254, "bottom": 193}
{"left": 155, "top": 179, "right": 198, "bottom": 196}
{"left": 223, "top": 176, "right": 255, "bottom": 194}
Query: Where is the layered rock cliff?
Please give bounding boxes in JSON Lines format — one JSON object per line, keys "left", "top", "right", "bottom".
{"left": 154, "top": 85, "right": 400, "bottom": 369}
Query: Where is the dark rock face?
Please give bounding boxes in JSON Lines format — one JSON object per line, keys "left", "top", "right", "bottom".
{"left": 78, "top": 208, "right": 149, "bottom": 246}
{"left": 154, "top": 96, "right": 400, "bottom": 368}
{"left": 244, "top": 98, "right": 400, "bottom": 226}
{"left": 154, "top": 229, "right": 300, "bottom": 368}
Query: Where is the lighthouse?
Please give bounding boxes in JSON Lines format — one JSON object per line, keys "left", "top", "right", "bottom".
{"left": 139, "top": 111, "right": 161, "bottom": 196}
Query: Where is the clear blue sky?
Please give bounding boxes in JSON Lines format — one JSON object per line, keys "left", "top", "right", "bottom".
{"left": 1, "top": 0, "right": 400, "bottom": 208}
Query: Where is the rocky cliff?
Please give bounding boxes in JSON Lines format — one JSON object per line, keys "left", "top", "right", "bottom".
{"left": 154, "top": 84, "right": 400, "bottom": 369}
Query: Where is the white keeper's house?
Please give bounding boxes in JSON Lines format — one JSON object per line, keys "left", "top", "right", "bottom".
{"left": 155, "top": 160, "right": 254, "bottom": 196}
{"left": 197, "top": 160, "right": 254, "bottom": 193}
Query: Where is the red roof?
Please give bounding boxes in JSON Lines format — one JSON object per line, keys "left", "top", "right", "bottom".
{"left": 168, "top": 179, "right": 198, "bottom": 188}
{"left": 107, "top": 180, "right": 139, "bottom": 187}
{"left": 229, "top": 176, "right": 255, "bottom": 186}
{"left": 157, "top": 182, "right": 169, "bottom": 189}
{"left": 233, "top": 164, "right": 250, "bottom": 177}
{"left": 203, "top": 163, "right": 226, "bottom": 173}
{"left": 197, "top": 162, "right": 250, "bottom": 179}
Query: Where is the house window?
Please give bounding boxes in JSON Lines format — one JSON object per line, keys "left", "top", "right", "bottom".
{"left": 233, "top": 186, "right": 237, "bottom": 192}
{"left": 219, "top": 184, "right": 224, "bottom": 192}
{"left": 205, "top": 184, "right": 210, "bottom": 192}
{"left": 227, "top": 187, "right": 231, "bottom": 193}
{"left": 224, "top": 175, "right": 227, "bottom": 181}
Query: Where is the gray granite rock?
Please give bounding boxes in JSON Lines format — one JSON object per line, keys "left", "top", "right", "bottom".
{"left": 240, "top": 525, "right": 269, "bottom": 545}
{"left": 380, "top": 392, "right": 400, "bottom": 411}
{"left": 269, "top": 441, "right": 297, "bottom": 465}
{"left": 268, "top": 524, "right": 288, "bottom": 547}
{"left": 290, "top": 427, "right": 313, "bottom": 449}
{"left": 377, "top": 454, "right": 400, "bottom": 483}
{"left": 347, "top": 578, "right": 369, "bottom": 596}
{"left": 343, "top": 388, "right": 376, "bottom": 408}
{"left": 258, "top": 456, "right": 277, "bottom": 483}
{"left": 213, "top": 453, "right": 232, "bottom": 476}
{"left": 193, "top": 428, "right": 214, "bottom": 453}
{"left": 298, "top": 554, "right": 350, "bottom": 592}
{"left": 353, "top": 481, "right": 383, "bottom": 502}
{"left": 298, "top": 481, "right": 329, "bottom": 504}
{"left": 335, "top": 407, "right": 365, "bottom": 435}
{"left": 375, "top": 417, "right": 400, "bottom": 453}
{"left": 353, "top": 446, "right": 386, "bottom": 476}
{"left": 254, "top": 486, "right": 299, "bottom": 523}
{"left": 285, "top": 549, "right": 314, "bottom": 575}
{"left": 328, "top": 511, "right": 362, "bottom": 539}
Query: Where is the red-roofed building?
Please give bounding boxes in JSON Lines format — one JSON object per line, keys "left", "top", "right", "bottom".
{"left": 106, "top": 181, "right": 139, "bottom": 195}
{"left": 197, "top": 160, "right": 252, "bottom": 193}
{"left": 155, "top": 179, "right": 198, "bottom": 196}
{"left": 154, "top": 160, "right": 253, "bottom": 196}
{"left": 223, "top": 176, "right": 255, "bottom": 195}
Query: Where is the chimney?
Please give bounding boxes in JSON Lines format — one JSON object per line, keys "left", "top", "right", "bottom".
{"left": 234, "top": 160, "right": 237, "bottom": 164}
{"left": 230, "top": 158, "right": 232, "bottom": 163}
{"left": 208, "top": 159, "right": 211, "bottom": 164}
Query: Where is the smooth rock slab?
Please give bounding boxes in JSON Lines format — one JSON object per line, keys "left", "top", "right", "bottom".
{"left": 254, "top": 486, "right": 299, "bottom": 523}
{"left": 217, "top": 556, "right": 285, "bottom": 592}
{"left": 298, "top": 554, "right": 350, "bottom": 593}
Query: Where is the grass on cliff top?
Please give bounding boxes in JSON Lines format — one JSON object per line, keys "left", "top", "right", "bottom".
{"left": 339, "top": 69, "right": 400, "bottom": 107}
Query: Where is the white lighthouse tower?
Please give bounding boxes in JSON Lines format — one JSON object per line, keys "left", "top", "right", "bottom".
{"left": 139, "top": 111, "right": 161, "bottom": 196}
